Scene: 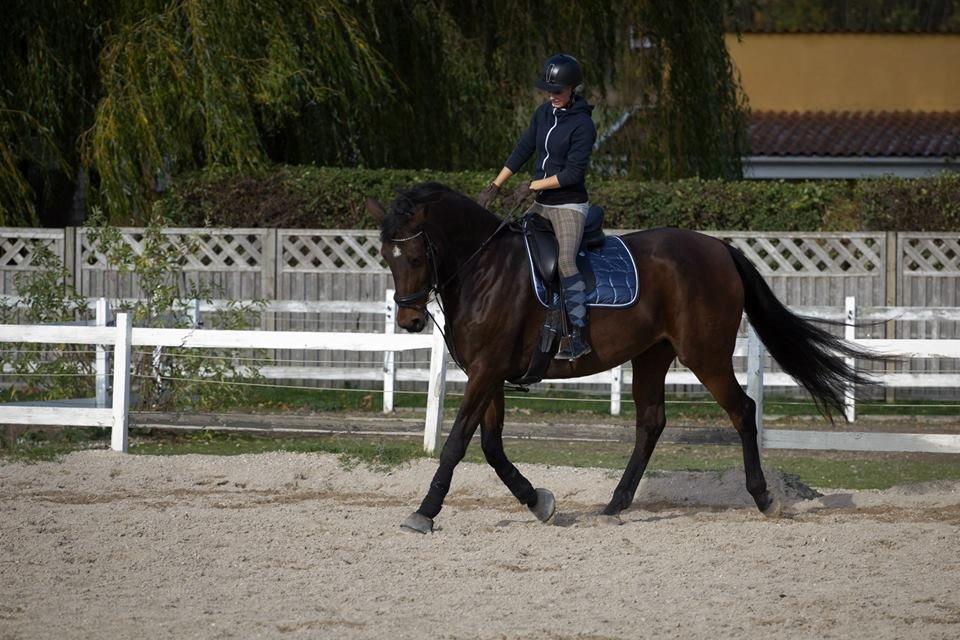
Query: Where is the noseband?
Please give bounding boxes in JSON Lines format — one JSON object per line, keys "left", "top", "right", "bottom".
{"left": 390, "top": 230, "right": 440, "bottom": 310}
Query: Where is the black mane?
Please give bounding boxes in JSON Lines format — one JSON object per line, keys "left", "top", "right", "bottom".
{"left": 380, "top": 182, "right": 498, "bottom": 242}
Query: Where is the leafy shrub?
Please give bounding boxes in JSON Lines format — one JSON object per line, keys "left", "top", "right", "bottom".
{"left": 4, "top": 208, "right": 264, "bottom": 409}
{"left": 159, "top": 165, "right": 960, "bottom": 232}
{"left": 855, "top": 173, "right": 960, "bottom": 232}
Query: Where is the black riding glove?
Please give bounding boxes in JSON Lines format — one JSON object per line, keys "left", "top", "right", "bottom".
{"left": 477, "top": 183, "right": 500, "bottom": 209}
{"left": 503, "top": 182, "right": 534, "bottom": 210}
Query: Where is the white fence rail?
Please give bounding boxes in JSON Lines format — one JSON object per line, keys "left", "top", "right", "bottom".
{"left": 0, "top": 313, "right": 447, "bottom": 453}
{"left": 1, "top": 297, "right": 959, "bottom": 454}
{"left": 7, "top": 292, "right": 959, "bottom": 415}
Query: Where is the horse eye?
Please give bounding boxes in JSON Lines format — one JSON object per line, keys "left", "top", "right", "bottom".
{"left": 409, "top": 257, "right": 423, "bottom": 267}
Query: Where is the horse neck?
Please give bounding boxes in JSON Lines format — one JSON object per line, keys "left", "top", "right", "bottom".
{"left": 426, "top": 204, "right": 510, "bottom": 314}
{"left": 428, "top": 205, "right": 502, "bottom": 284}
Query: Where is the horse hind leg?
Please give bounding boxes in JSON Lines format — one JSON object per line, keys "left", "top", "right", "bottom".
{"left": 695, "top": 365, "right": 778, "bottom": 515}
{"left": 602, "top": 341, "right": 675, "bottom": 516}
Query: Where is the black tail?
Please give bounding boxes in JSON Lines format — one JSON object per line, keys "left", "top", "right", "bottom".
{"left": 725, "top": 244, "right": 886, "bottom": 421}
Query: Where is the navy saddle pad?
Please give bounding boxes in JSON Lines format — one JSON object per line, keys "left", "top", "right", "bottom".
{"left": 524, "top": 234, "right": 639, "bottom": 309}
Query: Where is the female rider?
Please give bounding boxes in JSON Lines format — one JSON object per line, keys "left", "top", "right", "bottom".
{"left": 478, "top": 53, "right": 597, "bottom": 360}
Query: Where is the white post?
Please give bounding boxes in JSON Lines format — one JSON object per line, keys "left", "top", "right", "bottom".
{"left": 190, "top": 298, "right": 201, "bottom": 328}
{"left": 746, "top": 323, "right": 765, "bottom": 449}
{"left": 383, "top": 289, "right": 396, "bottom": 413}
{"left": 844, "top": 296, "right": 857, "bottom": 423}
{"left": 152, "top": 344, "right": 163, "bottom": 393}
{"left": 95, "top": 298, "right": 112, "bottom": 408}
{"left": 111, "top": 313, "right": 133, "bottom": 452}
{"left": 610, "top": 365, "right": 622, "bottom": 416}
{"left": 423, "top": 304, "right": 448, "bottom": 454}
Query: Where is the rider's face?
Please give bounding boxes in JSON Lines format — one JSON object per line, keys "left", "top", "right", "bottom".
{"left": 546, "top": 86, "right": 573, "bottom": 109}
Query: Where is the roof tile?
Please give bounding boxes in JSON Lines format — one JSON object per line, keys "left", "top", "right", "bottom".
{"left": 748, "top": 110, "right": 960, "bottom": 157}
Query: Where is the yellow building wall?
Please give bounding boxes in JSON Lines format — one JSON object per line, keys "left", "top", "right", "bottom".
{"left": 725, "top": 33, "right": 960, "bottom": 112}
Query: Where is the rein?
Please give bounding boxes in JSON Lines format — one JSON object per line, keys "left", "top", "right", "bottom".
{"left": 389, "top": 200, "right": 527, "bottom": 376}
{"left": 390, "top": 201, "right": 524, "bottom": 310}
{"left": 436, "top": 202, "right": 523, "bottom": 291}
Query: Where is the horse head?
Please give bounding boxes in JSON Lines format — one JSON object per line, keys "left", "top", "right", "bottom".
{"left": 366, "top": 196, "right": 435, "bottom": 333}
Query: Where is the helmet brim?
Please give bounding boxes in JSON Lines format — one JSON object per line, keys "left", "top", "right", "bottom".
{"left": 536, "top": 79, "right": 569, "bottom": 92}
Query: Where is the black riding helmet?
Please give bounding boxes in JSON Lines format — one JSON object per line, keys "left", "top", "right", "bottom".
{"left": 536, "top": 53, "right": 583, "bottom": 92}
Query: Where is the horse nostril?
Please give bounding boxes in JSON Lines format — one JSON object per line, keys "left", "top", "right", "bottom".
{"left": 410, "top": 318, "right": 425, "bottom": 333}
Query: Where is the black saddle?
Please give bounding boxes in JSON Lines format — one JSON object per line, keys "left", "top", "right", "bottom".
{"left": 509, "top": 205, "right": 606, "bottom": 387}
{"left": 523, "top": 205, "right": 606, "bottom": 291}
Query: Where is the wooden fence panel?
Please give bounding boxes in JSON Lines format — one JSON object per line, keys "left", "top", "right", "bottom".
{"left": 2, "top": 226, "right": 959, "bottom": 404}
{"left": 897, "top": 233, "right": 960, "bottom": 399}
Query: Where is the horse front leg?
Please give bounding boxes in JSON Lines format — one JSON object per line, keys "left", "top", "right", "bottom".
{"left": 480, "top": 384, "right": 556, "bottom": 523}
{"left": 400, "top": 370, "right": 499, "bottom": 534}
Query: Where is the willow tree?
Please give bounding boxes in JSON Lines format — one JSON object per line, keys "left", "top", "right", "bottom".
{"left": 1, "top": 0, "right": 388, "bottom": 224}
{"left": 596, "top": 0, "right": 749, "bottom": 180}
{"left": 2, "top": 0, "right": 749, "bottom": 225}
{"left": 88, "top": 0, "right": 389, "bottom": 221}
{"left": 0, "top": 1, "right": 105, "bottom": 226}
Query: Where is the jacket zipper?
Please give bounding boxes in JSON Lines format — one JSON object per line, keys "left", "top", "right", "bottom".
{"left": 541, "top": 108, "right": 559, "bottom": 172}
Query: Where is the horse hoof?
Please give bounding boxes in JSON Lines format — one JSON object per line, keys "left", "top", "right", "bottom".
{"left": 400, "top": 512, "right": 434, "bottom": 534}
{"left": 600, "top": 501, "right": 623, "bottom": 516}
{"left": 758, "top": 492, "right": 783, "bottom": 518}
{"left": 529, "top": 488, "right": 557, "bottom": 524}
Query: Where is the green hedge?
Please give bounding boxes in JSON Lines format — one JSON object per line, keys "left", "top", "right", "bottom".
{"left": 156, "top": 165, "right": 960, "bottom": 231}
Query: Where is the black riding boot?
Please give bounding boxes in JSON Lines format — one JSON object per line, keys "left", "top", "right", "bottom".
{"left": 557, "top": 327, "right": 591, "bottom": 360}
{"left": 556, "top": 274, "right": 591, "bottom": 360}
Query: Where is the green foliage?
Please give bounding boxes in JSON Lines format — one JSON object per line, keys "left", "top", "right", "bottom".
{"left": 89, "top": 0, "right": 389, "bottom": 221}
{"left": 0, "top": 1, "right": 101, "bottom": 226}
{"left": 160, "top": 164, "right": 960, "bottom": 231}
{"left": 1, "top": 243, "right": 93, "bottom": 400}
{"left": 156, "top": 165, "right": 493, "bottom": 228}
{"left": 595, "top": 177, "right": 840, "bottom": 230}
{"left": 622, "top": 0, "right": 749, "bottom": 179}
{"left": 855, "top": 173, "right": 960, "bottom": 232}
{"left": 84, "top": 207, "right": 266, "bottom": 409}
{"left": 3, "top": 1, "right": 750, "bottom": 225}
{"left": 4, "top": 209, "right": 264, "bottom": 409}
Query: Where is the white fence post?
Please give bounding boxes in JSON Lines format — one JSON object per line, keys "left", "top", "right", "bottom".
{"left": 610, "top": 365, "right": 622, "bottom": 416}
{"left": 383, "top": 289, "right": 396, "bottom": 413}
{"left": 95, "top": 298, "right": 112, "bottom": 408}
{"left": 746, "top": 323, "right": 765, "bottom": 449}
{"left": 190, "top": 298, "right": 201, "bottom": 328}
{"left": 844, "top": 296, "right": 857, "bottom": 423}
{"left": 111, "top": 313, "right": 132, "bottom": 452}
{"left": 423, "top": 304, "right": 448, "bottom": 454}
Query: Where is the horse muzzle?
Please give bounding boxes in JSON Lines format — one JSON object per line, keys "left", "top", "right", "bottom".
{"left": 398, "top": 309, "right": 427, "bottom": 333}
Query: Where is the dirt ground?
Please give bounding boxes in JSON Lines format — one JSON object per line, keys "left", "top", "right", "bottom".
{"left": 1, "top": 451, "right": 959, "bottom": 640}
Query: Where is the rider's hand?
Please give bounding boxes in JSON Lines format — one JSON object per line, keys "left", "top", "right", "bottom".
{"left": 477, "top": 183, "right": 500, "bottom": 209}
{"left": 503, "top": 181, "right": 534, "bottom": 210}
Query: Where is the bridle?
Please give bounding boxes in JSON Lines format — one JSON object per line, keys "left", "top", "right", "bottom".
{"left": 387, "top": 206, "right": 518, "bottom": 311}
{"left": 390, "top": 230, "right": 441, "bottom": 311}
{"left": 387, "top": 207, "right": 519, "bottom": 374}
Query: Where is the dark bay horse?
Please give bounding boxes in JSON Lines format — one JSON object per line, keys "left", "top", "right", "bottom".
{"left": 366, "top": 183, "right": 877, "bottom": 534}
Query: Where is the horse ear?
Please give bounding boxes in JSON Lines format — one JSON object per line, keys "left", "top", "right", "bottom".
{"left": 365, "top": 197, "right": 387, "bottom": 223}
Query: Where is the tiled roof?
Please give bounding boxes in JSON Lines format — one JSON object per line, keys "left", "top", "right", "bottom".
{"left": 748, "top": 110, "right": 960, "bottom": 157}
{"left": 735, "top": 26, "right": 960, "bottom": 34}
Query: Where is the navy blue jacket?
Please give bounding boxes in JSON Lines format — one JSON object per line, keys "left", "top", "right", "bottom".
{"left": 505, "top": 95, "right": 596, "bottom": 206}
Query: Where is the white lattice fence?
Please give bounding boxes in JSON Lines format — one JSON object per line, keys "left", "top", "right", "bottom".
{"left": 0, "top": 229, "right": 65, "bottom": 272}
{"left": 900, "top": 233, "right": 960, "bottom": 277}
{"left": 896, "top": 233, "right": 960, "bottom": 396}
{"left": 710, "top": 232, "right": 885, "bottom": 276}
{"left": 280, "top": 230, "right": 385, "bottom": 273}
{"left": 79, "top": 228, "right": 266, "bottom": 272}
